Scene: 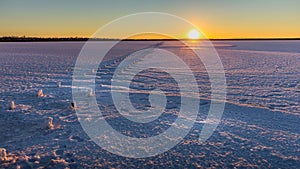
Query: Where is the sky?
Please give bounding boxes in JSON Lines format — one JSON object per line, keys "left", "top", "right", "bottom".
{"left": 1, "top": 0, "right": 300, "bottom": 39}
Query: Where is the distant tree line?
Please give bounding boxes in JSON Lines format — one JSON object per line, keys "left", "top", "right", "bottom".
{"left": 0, "top": 36, "right": 120, "bottom": 42}
{"left": 0, "top": 36, "right": 177, "bottom": 41}
{"left": 0, "top": 36, "right": 299, "bottom": 42}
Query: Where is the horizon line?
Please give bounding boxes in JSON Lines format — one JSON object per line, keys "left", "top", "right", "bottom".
{"left": 1, "top": 36, "right": 300, "bottom": 42}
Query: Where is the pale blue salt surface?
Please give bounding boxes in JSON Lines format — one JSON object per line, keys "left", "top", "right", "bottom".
{"left": 0, "top": 41, "right": 299, "bottom": 168}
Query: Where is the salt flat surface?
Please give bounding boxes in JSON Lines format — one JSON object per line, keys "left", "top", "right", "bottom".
{"left": 0, "top": 41, "right": 299, "bottom": 168}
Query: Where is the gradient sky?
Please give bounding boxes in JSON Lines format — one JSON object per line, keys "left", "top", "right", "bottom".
{"left": 1, "top": 0, "right": 300, "bottom": 39}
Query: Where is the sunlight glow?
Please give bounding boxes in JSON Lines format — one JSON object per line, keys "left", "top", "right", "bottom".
{"left": 188, "top": 29, "right": 200, "bottom": 39}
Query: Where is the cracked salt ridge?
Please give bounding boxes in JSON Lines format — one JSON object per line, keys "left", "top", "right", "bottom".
{"left": 215, "top": 43, "right": 300, "bottom": 115}
{"left": 0, "top": 41, "right": 300, "bottom": 168}
{"left": 1, "top": 99, "right": 298, "bottom": 168}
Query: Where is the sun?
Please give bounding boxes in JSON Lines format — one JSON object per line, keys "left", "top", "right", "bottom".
{"left": 188, "top": 29, "right": 200, "bottom": 39}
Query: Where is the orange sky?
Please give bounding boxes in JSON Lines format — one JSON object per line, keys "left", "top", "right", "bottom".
{"left": 0, "top": 0, "right": 299, "bottom": 39}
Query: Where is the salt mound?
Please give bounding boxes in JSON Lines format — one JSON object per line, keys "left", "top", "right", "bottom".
{"left": 37, "top": 89, "right": 44, "bottom": 97}
{"left": 44, "top": 117, "right": 54, "bottom": 130}
{"left": 88, "top": 89, "right": 94, "bottom": 97}
{"left": 71, "top": 102, "right": 76, "bottom": 109}
{"left": 10, "top": 101, "right": 16, "bottom": 110}
{"left": 0, "top": 148, "right": 7, "bottom": 161}
{"left": 57, "top": 81, "right": 61, "bottom": 88}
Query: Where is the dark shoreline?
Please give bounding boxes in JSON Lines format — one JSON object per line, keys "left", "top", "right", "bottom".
{"left": 0, "top": 37, "right": 300, "bottom": 42}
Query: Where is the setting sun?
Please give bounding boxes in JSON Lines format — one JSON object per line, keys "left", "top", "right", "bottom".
{"left": 188, "top": 29, "right": 200, "bottom": 39}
